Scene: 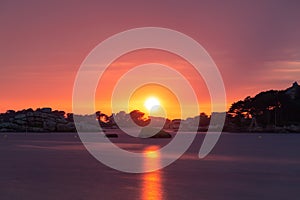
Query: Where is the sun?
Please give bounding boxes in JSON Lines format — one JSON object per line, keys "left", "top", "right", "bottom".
{"left": 144, "top": 97, "right": 160, "bottom": 111}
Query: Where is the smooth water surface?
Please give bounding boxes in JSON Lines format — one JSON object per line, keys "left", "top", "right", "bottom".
{"left": 0, "top": 132, "right": 299, "bottom": 200}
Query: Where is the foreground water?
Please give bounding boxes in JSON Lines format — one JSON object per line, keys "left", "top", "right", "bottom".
{"left": 0, "top": 131, "right": 299, "bottom": 200}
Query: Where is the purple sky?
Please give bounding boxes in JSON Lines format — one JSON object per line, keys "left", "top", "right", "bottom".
{"left": 0, "top": 0, "right": 299, "bottom": 113}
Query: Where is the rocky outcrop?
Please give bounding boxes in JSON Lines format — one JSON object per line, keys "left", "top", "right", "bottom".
{"left": 139, "top": 127, "right": 172, "bottom": 138}
{"left": 0, "top": 108, "right": 76, "bottom": 132}
{"left": 105, "top": 133, "right": 118, "bottom": 138}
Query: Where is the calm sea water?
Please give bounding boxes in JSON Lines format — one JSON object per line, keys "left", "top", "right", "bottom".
{"left": 0, "top": 132, "right": 299, "bottom": 200}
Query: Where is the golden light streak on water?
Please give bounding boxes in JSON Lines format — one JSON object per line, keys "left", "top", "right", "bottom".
{"left": 141, "top": 145, "right": 164, "bottom": 200}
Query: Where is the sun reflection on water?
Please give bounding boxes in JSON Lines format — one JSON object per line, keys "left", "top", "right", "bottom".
{"left": 141, "top": 146, "right": 164, "bottom": 200}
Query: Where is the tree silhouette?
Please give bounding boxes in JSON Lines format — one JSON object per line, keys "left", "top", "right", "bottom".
{"left": 228, "top": 82, "right": 300, "bottom": 128}
{"left": 129, "top": 110, "right": 151, "bottom": 127}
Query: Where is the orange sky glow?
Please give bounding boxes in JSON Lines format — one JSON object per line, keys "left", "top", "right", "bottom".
{"left": 95, "top": 49, "right": 211, "bottom": 119}
{"left": 1, "top": 1, "right": 300, "bottom": 119}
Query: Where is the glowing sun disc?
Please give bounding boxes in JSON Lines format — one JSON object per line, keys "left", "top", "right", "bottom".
{"left": 144, "top": 97, "right": 160, "bottom": 111}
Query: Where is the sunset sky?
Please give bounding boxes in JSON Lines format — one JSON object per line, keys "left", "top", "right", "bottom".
{"left": 1, "top": 1, "right": 300, "bottom": 119}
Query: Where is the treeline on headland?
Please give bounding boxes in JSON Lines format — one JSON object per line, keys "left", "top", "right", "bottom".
{"left": 226, "top": 82, "right": 300, "bottom": 133}
{"left": 0, "top": 82, "right": 299, "bottom": 133}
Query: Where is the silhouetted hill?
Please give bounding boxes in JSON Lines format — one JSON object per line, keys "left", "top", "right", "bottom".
{"left": 226, "top": 82, "right": 300, "bottom": 132}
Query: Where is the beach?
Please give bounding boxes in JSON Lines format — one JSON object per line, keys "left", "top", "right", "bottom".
{"left": 0, "top": 132, "right": 299, "bottom": 200}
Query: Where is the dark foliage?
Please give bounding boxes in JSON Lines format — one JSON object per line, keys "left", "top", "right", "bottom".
{"left": 228, "top": 82, "right": 300, "bottom": 128}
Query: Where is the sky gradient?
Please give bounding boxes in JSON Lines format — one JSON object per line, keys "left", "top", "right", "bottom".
{"left": 1, "top": 0, "right": 300, "bottom": 118}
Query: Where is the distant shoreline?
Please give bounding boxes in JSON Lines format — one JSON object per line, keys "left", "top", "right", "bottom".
{"left": 1, "top": 82, "right": 299, "bottom": 134}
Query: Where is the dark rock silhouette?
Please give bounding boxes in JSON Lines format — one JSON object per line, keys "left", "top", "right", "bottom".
{"left": 105, "top": 133, "right": 118, "bottom": 138}
{"left": 139, "top": 127, "right": 172, "bottom": 138}
{"left": 0, "top": 108, "right": 76, "bottom": 132}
